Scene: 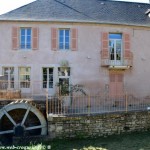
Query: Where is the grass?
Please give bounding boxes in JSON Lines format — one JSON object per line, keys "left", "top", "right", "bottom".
{"left": 27, "top": 131, "right": 150, "bottom": 150}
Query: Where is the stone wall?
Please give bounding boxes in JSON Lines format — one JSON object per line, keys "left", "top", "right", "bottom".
{"left": 47, "top": 111, "right": 150, "bottom": 139}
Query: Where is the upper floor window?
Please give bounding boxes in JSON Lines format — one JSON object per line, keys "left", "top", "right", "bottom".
{"left": 20, "top": 28, "right": 31, "bottom": 49}
{"left": 109, "top": 33, "right": 122, "bottom": 62}
{"left": 51, "top": 28, "right": 77, "bottom": 51}
{"left": 12, "top": 27, "right": 38, "bottom": 50}
{"left": 59, "top": 29, "right": 70, "bottom": 50}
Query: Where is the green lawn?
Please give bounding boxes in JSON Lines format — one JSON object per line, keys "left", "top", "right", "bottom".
{"left": 35, "top": 131, "right": 150, "bottom": 150}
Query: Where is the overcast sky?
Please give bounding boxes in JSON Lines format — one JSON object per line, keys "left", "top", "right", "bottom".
{"left": 0, "top": 0, "right": 149, "bottom": 15}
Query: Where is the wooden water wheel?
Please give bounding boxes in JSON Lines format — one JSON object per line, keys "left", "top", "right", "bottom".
{"left": 0, "top": 100, "right": 47, "bottom": 138}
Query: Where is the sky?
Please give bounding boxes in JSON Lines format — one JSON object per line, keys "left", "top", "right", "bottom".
{"left": 0, "top": 0, "right": 149, "bottom": 15}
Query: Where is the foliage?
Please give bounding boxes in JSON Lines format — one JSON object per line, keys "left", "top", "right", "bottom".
{"left": 30, "top": 131, "right": 150, "bottom": 150}
{"left": 56, "top": 83, "right": 86, "bottom": 96}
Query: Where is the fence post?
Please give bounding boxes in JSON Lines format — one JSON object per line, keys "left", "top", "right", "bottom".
{"left": 46, "top": 89, "right": 49, "bottom": 118}
{"left": 125, "top": 91, "right": 128, "bottom": 112}
{"left": 88, "top": 94, "right": 91, "bottom": 116}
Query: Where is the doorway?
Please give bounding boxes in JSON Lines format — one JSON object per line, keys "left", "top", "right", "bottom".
{"left": 109, "top": 71, "right": 124, "bottom": 98}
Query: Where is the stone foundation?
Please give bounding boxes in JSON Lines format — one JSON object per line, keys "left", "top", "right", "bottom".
{"left": 48, "top": 111, "right": 150, "bottom": 139}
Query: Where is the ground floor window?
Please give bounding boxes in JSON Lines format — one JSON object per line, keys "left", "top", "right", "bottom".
{"left": 19, "top": 67, "right": 31, "bottom": 88}
{"left": 2, "top": 67, "right": 14, "bottom": 89}
{"left": 58, "top": 67, "right": 70, "bottom": 95}
{"left": 43, "top": 68, "right": 53, "bottom": 89}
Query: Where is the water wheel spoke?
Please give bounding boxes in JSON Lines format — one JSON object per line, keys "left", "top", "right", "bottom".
{"left": 26, "top": 125, "right": 46, "bottom": 131}
{"left": 3, "top": 109, "right": 16, "bottom": 126}
{"left": 0, "top": 130, "right": 14, "bottom": 135}
{"left": 21, "top": 106, "right": 31, "bottom": 126}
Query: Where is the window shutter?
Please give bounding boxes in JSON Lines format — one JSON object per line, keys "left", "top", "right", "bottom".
{"left": 51, "top": 28, "right": 58, "bottom": 51}
{"left": 123, "top": 33, "right": 130, "bottom": 58}
{"left": 32, "top": 27, "right": 39, "bottom": 50}
{"left": 101, "top": 32, "right": 109, "bottom": 59}
{"left": 71, "top": 28, "right": 78, "bottom": 51}
{"left": 12, "top": 27, "right": 19, "bottom": 50}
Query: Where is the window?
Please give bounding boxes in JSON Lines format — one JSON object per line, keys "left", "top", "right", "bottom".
{"left": 109, "top": 34, "right": 122, "bottom": 64}
{"left": 43, "top": 68, "right": 53, "bottom": 88}
{"left": 59, "top": 29, "right": 70, "bottom": 50}
{"left": 58, "top": 67, "right": 70, "bottom": 95}
{"left": 19, "top": 67, "right": 31, "bottom": 88}
{"left": 3, "top": 67, "right": 14, "bottom": 89}
{"left": 20, "top": 28, "right": 31, "bottom": 49}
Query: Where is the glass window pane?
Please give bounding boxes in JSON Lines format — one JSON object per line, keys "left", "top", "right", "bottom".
{"left": 65, "top": 37, "right": 69, "bottom": 43}
{"left": 59, "top": 29, "right": 70, "bottom": 50}
{"left": 19, "top": 67, "right": 30, "bottom": 88}
{"left": 21, "top": 44, "right": 25, "bottom": 49}
{"left": 43, "top": 68, "right": 53, "bottom": 88}
{"left": 65, "top": 30, "right": 69, "bottom": 36}
{"left": 65, "top": 43, "right": 69, "bottom": 49}
{"left": 109, "top": 34, "right": 122, "bottom": 39}
{"left": 59, "top": 43, "right": 63, "bottom": 49}
{"left": 59, "top": 36, "right": 63, "bottom": 43}
{"left": 59, "top": 30, "right": 64, "bottom": 36}
{"left": 20, "top": 28, "right": 31, "bottom": 49}
{"left": 27, "top": 29, "right": 31, "bottom": 35}
{"left": 21, "top": 29, "right": 25, "bottom": 35}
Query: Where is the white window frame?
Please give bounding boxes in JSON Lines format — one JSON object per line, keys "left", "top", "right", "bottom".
{"left": 109, "top": 33, "right": 123, "bottom": 65}
{"left": 19, "top": 67, "right": 31, "bottom": 88}
{"left": 42, "top": 68, "right": 54, "bottom": 89}
{"left": 2, "top": 67, "right": 14, "bottom": 89}
{"left": 59, "top": 29, "right": 70, "bottom": 50}
{"left": 20, "top": 28, "right": 32, "bottom": 50}
{"left": 58, "top": 67, "right": 70, "bottom": 96}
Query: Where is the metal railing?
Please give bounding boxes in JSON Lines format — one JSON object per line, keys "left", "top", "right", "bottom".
{"left": 101, "top": 51, "right": 133, "bottom": 67}
{"left": 0, "top": 80, "right": 48, "bottom": 100}
{"left": 48, "top": 94, "right": 150, "bottom": 116}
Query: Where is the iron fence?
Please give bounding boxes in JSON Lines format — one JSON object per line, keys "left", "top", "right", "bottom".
{"left": 48, "top": 94, "right": 150, "bottom": 115}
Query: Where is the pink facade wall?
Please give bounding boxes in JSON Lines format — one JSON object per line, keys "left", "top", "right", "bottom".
{"left": 0, "top": 21, "right": 150, "bottom": 97}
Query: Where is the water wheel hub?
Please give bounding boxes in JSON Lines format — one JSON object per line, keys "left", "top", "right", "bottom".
{"left": 14, "top": 124, "right": 25, "bottom": 137}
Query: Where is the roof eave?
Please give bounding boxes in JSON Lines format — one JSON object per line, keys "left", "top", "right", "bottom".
{"left": 0, "top": 18, "right": 150, "bottom": 28}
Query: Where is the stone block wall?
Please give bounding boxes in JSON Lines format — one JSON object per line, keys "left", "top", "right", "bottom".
{"left": 47, "top": 111, "right": 150, "bottom": 139}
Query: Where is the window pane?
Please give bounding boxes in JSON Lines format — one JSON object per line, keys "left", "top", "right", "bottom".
{"left": 109, "top": 34, "right": 122, "bottom": 39}
{"left": 59, "top": 29, "right": 70, "bottom": 50}
{"left": 59, "top": 43, "right": 63, "bottom": 49}
{"left": 20, "top": 28, "right": 31, "bottom": 49}
{"left": 27, "top": 29, "right": 31, "bottom": 35}
{"left": 19, "top": 67, "right": 30, "bottom": 88}
{"left": 65, "top": 36, "right": 69, "bottom": 43}
{"left": 59, "top": 30, "right": 64, "bottom": 36}
{"left": 43, "top": 68, "right": 53, "bottom": 88}
{"left": 116, "top": 40, "right": 122, "bottom": 60}
{"left": 58, "top": 67, "right": 70, "bottom": 76}
{"left": 21, "top": 29, "right": 25, "bottom": 35}
{"left": 65, "top": 43, "right": 69, "bottom": 49}
{"left": 59, "top": 36, "right": 63, "bottom": 43}
{"left": 65, "top": 30, "right": 69, "bottom": 36}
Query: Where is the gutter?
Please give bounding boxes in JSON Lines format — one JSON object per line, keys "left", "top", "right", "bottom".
{"left": 0, "top": 18, "right": 150, "bottom": 28}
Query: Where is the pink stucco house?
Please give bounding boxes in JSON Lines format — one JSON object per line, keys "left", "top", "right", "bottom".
{"left": 2, "top": 0, "right": 150, "bottom": 140}
{"left": 0, "top": 0, "right": 150, "bottom": 99}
